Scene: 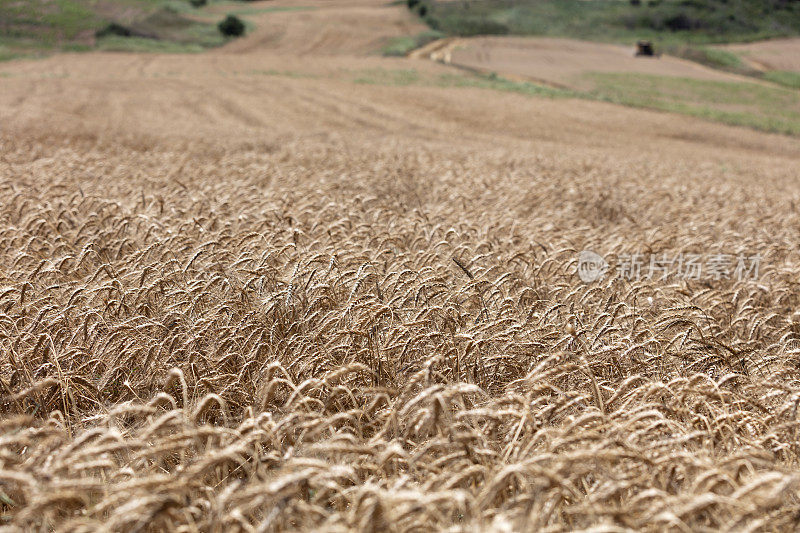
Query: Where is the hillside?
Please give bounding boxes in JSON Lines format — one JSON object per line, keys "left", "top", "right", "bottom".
{"left": 0, "top": 0, "right": 226, "bottom": 60}
{"left": 416, "top": 0, "right": 800, "bottom": 43}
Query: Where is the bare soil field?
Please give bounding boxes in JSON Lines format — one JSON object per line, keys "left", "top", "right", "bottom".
{"left": 719, "top": 38, "right": 800, "bottom": 73}
{"left": 209, "top": 0, "right": 429, "bottom": 56}
{"left": 3, "top": 1, "right": 800, "bottom": 531}
{"left": 423, "top": 36, "right": 744, "bottom": 89}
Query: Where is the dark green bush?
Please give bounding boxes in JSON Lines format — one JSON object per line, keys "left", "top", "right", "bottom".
{"left": 665, "top": 13, "right": 700, "bottom": 31}
{"left": 190, "top": 0, "right": 207, "bottom": 7}
{"left": 218, "top": 15, "right": 245, "bottom": 37}
{"left": 444, "top": 17, "right": 509, "bottom": 36}
{"left": 96, "top": 23, "right": 134, "bottom": 38}
{"left": 95, "top": 22, "right": 158, "bottom": 39}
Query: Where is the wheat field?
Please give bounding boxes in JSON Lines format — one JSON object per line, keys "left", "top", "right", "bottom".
{"left": 3, "top": 1, "right": 800, "bottom": 532}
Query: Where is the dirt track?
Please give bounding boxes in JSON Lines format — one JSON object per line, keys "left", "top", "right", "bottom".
{"left": 4, "top": 1, "right": 800, "bottom": 531}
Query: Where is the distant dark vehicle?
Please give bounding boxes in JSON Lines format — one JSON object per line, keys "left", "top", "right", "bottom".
{"left": 636, "top": 40, "right": 655, "bottom": 57}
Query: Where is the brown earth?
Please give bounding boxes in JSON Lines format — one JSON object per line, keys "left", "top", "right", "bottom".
{"left": 209, "top": 0, "right": 429, "bottom": 56}
{"left": 419, "top": 36, "right": 749, "bottom": 90}
{"left": 2, "top": 1, "right": 800, "bottom": 531}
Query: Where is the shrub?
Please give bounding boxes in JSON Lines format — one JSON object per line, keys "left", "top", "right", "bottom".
{"left": 95, "top": 22, "right": 158, "bottom": 40}
{"left": 407, "top": 0, "right": 419, "bottom": 8}
{"left": 190, "top": 0, "right": 207, "bottom": 7}
{"left": 665, "top": 13, "right": 698, "bottom": 31}
{"left": 218, "top": 15, "right": 245, "bottom": 37}
{"left": 96, "top": 23, "right": 134, "bottom": 38}
{"left": 448, "top": 18, "right": 509, "bottom": 36}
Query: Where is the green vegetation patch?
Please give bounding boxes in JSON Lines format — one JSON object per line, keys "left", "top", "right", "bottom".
{"left": 763, "top": 71, "right": 800, "bottom": 90}
{"left": 349, "top": 66, "right": 800, "bottom": 136}
{"left": 96, "top": 35, "right": 207, "bottom": 53}
{"left": 582, "top": 72, "right": 800, "bottom": 135}
{"left": 435, "top": 71, "right": 569, "bottom": 97}
{"left": 665, "top": 45, "right": 754, "bottom": 73}
{"left": 0, "top": 0, "right": 100, "bottom": 44}
{"left": 0, "top": 0, "right": 236, "bottom": 60}
{"left": 351, "top": 67, "right": 569, "bottom": 98}
{"left": 353, "top": 68, "right": 424, "bottom": 86}
{"left": 416, "top": 0, "right": 800, "bottom": 44}
{"left": 382, "top": 30, "right": 444, "bottom": 57}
